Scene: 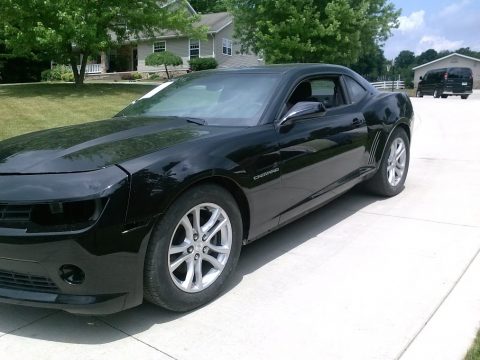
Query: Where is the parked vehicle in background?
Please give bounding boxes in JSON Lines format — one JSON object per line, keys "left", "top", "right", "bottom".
{"left": 416, "top": 67, "right": 473, "bottom": 99}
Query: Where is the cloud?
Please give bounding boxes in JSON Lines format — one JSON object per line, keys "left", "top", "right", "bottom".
{"left": 418, "top": 35, "right": 464, "bottom": 53}
{"left": 439, "top": 0, "right": 472, "bottom": 17}
{"left": 397, "top": 10, "right": 425, "bottom": 32}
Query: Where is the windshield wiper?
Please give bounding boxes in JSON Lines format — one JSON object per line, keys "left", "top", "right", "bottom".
{"left": 184, "top": 117, "right": 208, "bottom": 126}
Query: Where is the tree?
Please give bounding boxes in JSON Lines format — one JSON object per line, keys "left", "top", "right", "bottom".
{"left": 393, "top": 50, "right": 415, "bottom": 87}
{"left": 145, "top": 51, "right": 183, "bottom": 79}
{"left": 225, "top": 0, "right": 399, "bottom": 65}
{"left": 415, "top": 49, "right": 438, "bottom": 66}
{"left": 189, "top": 0, "right": 227, "bottom": 13}
{"left": 351, "top": 45, "right": 387, "bottom": 80}
{"left": 0, "top": 0, "right": 206, "bottom": 85}
{"left": 395, "top": 50, "right": 415, "bottom": 69}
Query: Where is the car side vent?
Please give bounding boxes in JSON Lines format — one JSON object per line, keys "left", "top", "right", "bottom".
{"left": 368, "top": 131, "right": 381, "bottom": 165}
{"left": 0, "top": 205, "right": 32, "bottom": 222}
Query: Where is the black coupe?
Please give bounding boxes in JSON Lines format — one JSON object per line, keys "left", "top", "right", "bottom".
{"left": 0, "top": 65, "right": 413, "bottom": 314}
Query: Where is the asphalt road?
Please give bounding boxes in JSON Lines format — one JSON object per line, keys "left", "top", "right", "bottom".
{"left": 1, "top": 91, "right": 479, "bottom": 360}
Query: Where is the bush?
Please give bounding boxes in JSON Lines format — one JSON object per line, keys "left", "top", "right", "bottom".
{"left": 148, "top": 73, "right": 161, "bottom": 80}
{"left": 189, "top": 58, "right": 218, "bottom": 71}
{"left": 131, "top": 72, "right": 143, "bottom": 80}
{"left": 41, "top": 65, "right": 74, "bottom": 82}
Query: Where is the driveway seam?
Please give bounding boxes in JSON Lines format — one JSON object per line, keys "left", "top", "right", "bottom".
{"left": 395, "top": 240, "right": 480, "bottom": 360}
{"left": 96, "top": 317, "right": 179, "bottom": 360}
{"left": 0, "top": 310, "right": 60, "bottom": 340}
{"left": 355, "top": 209, "right": 479, "bottom": 229}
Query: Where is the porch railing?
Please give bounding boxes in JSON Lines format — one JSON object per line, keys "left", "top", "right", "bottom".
{"left": 66, "top": 63, "right": 102, "bottom": 74}
{"left": 80, "top": 64, "right": 102, "bottom": 74}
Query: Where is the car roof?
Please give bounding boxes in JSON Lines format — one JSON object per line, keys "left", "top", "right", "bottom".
{"left": 210, "top": 64, "right": 351, "bottom": 75}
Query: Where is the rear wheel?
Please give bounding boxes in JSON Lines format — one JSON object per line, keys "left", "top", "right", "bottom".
{"left": 416, "top": 89, "right": 423, "bottom": 98}
{"left": 144, "top": 184, "right": 243, "bottom": 312}
{"left": 433, "top": 89, "right": 441, "bottom": 98}
{"left": 461, "top": 95, "right": 469, "bottom": 100}
{"left": 364, "top": 128, "right": 410, "bottom": 197}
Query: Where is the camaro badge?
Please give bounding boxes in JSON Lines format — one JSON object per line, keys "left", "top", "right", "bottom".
{"left": 253, "top": 167, "right": 280, "bottom": 181}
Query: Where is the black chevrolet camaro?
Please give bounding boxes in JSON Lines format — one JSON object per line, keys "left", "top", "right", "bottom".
{"left": 0, "top": 65, "right": 413, "bottom": 314}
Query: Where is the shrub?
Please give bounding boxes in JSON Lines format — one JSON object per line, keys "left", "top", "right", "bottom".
{"left": 41, "top": 69, "right": 53, "bottom": 81}
{"left": 148, "top": 73, "right": 161, "bottom": 80}
{"left": 189, "top": 58, "right": 218, "bottom": 71}
{"left": 131, "top": 72, "right": 143, "bottom": 80}
{"left": 41, "top": 65, "right": 74, "bottom": 82}
{"left": 120, "top": 72, "right": 143, "bottom": 81}
{"left": 145, "top": 51, "right": 183, "bottom": 79}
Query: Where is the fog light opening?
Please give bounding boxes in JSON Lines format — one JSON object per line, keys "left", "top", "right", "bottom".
{"left": 59, "top": 265, "right": 85, "bottom": 285}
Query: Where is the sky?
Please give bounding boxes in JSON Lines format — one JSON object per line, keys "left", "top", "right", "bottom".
{"left": 384, "top": 0, "right": 480, "bottom": 59}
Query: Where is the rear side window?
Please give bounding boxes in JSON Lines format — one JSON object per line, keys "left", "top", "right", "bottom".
{"left": 344, "top": 76, "right": 367, "bottom": 103}
{"left": 448, "top": 68, "right": 472, "bottom": 79}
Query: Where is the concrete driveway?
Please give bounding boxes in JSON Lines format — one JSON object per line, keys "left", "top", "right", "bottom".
{"left": 1, "top": 92, "right": 480, "bottom": 360}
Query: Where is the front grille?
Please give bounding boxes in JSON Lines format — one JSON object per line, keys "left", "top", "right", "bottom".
{"left": 0, "top": 270, "right": 59, "bottom": 292}
{"left": 0, "top": 205, "right": 32, "bottom": 222}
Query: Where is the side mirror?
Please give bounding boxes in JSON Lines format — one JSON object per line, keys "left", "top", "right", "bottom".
{"left": 278, "top": 101, "right": 326, "bottom": 127}
{"left": 419, "top": 76, "right": 423, "bottom": 81}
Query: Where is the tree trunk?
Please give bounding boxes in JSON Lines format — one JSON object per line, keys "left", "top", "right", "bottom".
{"left": 78, "top": 53, "right": 88, "bottom": 85}
{"left": 164, "top": 64, "right": 170, "bottom": 79}
{"left": 69, "top": 56, "right": 80, "bottom": 84}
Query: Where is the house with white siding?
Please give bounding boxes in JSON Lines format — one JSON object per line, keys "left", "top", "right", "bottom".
{"left": 88, "top": 1, "right": 261, "bottom": 75}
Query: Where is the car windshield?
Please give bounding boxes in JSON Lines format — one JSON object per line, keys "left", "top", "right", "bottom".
{"left": 117, "top": 72, "right": 280, "bottom": 126}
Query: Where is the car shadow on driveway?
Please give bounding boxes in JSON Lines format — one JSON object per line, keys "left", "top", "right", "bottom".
{"left": 0, "top": 188, "right": 386, "bottom": 344}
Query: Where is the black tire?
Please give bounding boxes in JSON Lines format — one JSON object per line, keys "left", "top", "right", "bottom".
{"left": 416, "top": 89, "right": 423, "bottom": 98}
{"left": 441, "top": 94, "right": 448, "bottom": 99}
{"left": 433, "top": 89, "right": 441, "bottom": 98}
{"left": 144, "top": 184, "right": 243, "bottom": 312}
{"left": 461, "top": 95, "right": 469, "bottom": 100}
{"left": 364, "top": 127, "right": 410, "bottom": 197}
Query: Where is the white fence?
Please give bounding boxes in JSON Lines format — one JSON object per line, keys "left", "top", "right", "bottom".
{"left": 370, "top": 80, "right": 405, "bottom": 90}
{"left": 81, "top": 64, "right": 102, "bottom": 74}
{"left": 64, "top": 63, "right": 102, "bottom": 74}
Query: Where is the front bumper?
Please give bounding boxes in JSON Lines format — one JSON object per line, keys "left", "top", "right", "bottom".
{"left": 0, "top": 167, "right": 153, "bottom": 314}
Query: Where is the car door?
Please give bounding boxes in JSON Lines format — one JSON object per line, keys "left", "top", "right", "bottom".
{"left": 422, "top": 71, "right": 434, "bottom": 94}
{"left": 275, "top": 75, "right": 368, "bottom": 223}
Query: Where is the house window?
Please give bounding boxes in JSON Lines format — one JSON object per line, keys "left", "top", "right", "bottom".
{"left": 153, "top": 41, "right": 166, "bottom": 53}
{"left": 222, "top": 39, "right": 233, "bottom": 56}
{"left": 189, "top": 39, "right": 200, "bottom": 58}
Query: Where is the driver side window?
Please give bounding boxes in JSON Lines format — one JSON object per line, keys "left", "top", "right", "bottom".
{"left": 285, "top": 77, "right": 345, "bottom": 113}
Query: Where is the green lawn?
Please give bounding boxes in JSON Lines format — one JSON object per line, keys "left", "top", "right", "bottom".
{"left": 0, "top": 83, "right": 156, "bottom": 141}
{"left": 466, "top": 330, "right": 480, "bottom": 359}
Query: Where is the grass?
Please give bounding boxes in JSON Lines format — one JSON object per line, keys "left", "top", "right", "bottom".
{"left": 465, "top": 330, "right": 480, "bottom": 359}
{"left": 0, "top": 83, "right": 156, "bottom": 141}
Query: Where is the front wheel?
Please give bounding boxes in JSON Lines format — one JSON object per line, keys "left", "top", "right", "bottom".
{"left": 441, "top": 94, "right": 448, "bottom": 99}
{"left": 144, "top": 184, "right": 243, "bottom": 312}
{"left": 433, "top": 89, "right": 441, "bottom": 98}
{"left": 364, "top": 128, "right": 410, "bottom": 197}
{"left": 416, "top": 89, "right": 423, "bottom": 98}
{"left": 461, "top": 95, "right": 469, "bottom": 100}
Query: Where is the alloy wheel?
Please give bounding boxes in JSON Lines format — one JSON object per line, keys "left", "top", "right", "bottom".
{"left": 168, "top": 203, "right": 232, "bottom": 293}
{"left": 386, "top": 137, "right": 407, "bottom": 187}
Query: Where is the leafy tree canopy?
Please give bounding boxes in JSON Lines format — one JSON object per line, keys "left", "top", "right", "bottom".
{"left": 0, "top": 0, "right": 207, "bottom": 84}
{"left": 394, "top": 50, "right": 415, "bottom": 69}
{"left": 415, "top": 49, "right": 438, "bottom": 66}
{"left": 351, "top": 44, "right": 387, "bottom": 80}
{"left": 189, "top": 0, "right": 227, "bottom": 13}
{"left": 225, "top": 0, "right": 399, "bottom": 65}
{"left": 145, "top": 51, "right": 183, "bottom": 78}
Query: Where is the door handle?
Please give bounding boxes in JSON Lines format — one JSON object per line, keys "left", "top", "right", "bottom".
{"left": 352, "top": 118, "right": 364, "bottom": 127}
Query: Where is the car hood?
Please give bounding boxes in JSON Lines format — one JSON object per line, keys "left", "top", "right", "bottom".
{"left": 0, "top": 117, "right": 237, "bottom": 174}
